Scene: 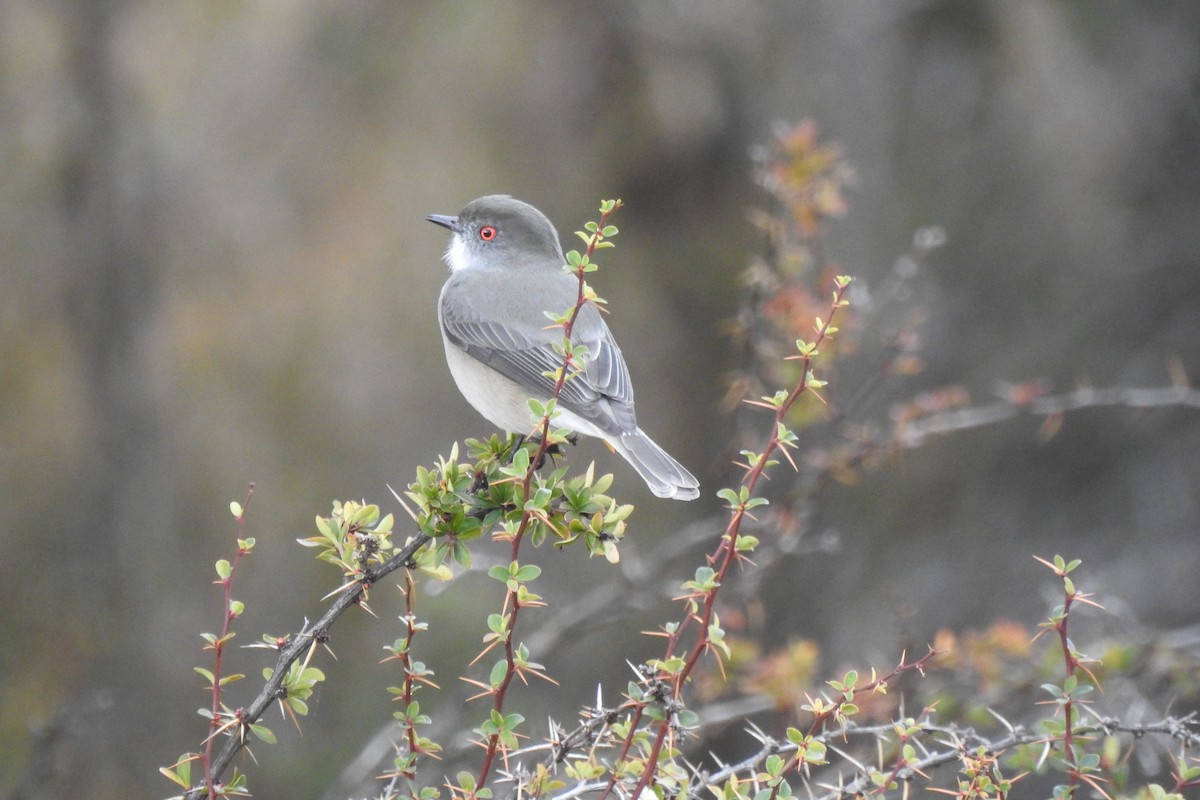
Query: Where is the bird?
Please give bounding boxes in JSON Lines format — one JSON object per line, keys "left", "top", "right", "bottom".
{"left": 427, "top": 195, "right": 699, "bottom": 501}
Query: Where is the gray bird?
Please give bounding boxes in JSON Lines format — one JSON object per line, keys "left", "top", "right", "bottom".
{"left": 427, "top": 195, "right": 699, "bottom": 501}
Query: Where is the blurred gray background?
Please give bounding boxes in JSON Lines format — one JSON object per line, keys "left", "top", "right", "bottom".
{"left": 2, "top": 1, "right": 1199, "bottom": 797}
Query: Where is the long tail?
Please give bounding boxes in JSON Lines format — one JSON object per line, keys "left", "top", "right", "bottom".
{"left": 612, "top": 429, "right": 700, "bottom": 501}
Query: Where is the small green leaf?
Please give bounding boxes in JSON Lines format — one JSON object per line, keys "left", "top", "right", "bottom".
{"left": 513, "top": 563, "right": 542, "bottom": 583}
{"left": 716, "top": 487, "right": 741, "bottom": 507}
{"left": 675, "top": 709, "right": 699, "bottom": 728}
{"left": 489, "top": 659, "right": 508, "bottom": 688}
{"left": 159, "top": 755, "right": 194, "bottom": 789}
{"left": 456, "top": 771, "right": 477, "bottom": 794}
{"left": 250, "top": 723, "right": 276, "bottom": 744}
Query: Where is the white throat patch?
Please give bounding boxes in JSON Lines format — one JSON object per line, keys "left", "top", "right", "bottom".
{"left": 443, "top": 235, "right": 474, "bottom": 273}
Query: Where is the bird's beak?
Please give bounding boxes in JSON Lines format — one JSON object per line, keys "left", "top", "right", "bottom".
{"left": 426, "top": 214, "right": 458, "bottom": 231}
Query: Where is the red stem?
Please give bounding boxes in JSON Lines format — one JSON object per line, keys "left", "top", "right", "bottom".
{"left": 765, "top": 654, "right": 933, "bottom": 800}
{"left": 617, "top": 281, "right": 850, "bottom": 800}
{"left": 398, "top": 570, "right": 420, "bottom": 780}
{"left": 1057, "top": 589, "right": 1078, "bottom": 787}
{"left": 474, "top": 205, "right": 621, "bottom": 793}
{"left": 203, "top": 483, "right": 254, "bottom": 798}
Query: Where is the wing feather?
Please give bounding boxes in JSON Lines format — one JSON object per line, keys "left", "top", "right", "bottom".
{"left": 441, "top": 304, "right": 636, "bottom": 434}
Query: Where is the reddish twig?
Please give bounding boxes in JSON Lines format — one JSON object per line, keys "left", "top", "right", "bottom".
{"left": 605, "top": 278, "right": 851, "bottom": 800}
{"left": 201, "top": 483, "right": 255, "bottom": 799}
{"left": 473, "top": 201, "right": 623, "bottom": 792}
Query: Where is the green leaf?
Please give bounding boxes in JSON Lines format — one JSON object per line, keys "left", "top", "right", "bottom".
{"left": 456, "top": 771, "right": 477, "bottom": 794}
{"left": 716, "top": 488, "right": 741, "bottom": 507}
{"left": 489, "top": 659, "right": 508, "bottom": 688}
{"left": 250, "top": 723, "right": 276, "bottom": 744}
{"left": 735, "top": 535, "right": 759, "bottom": 551}
{"left": 159, "top": 755, "right": 194, "bottom": 789}
{"left": 652, "top": 656, "right": 687, "bottom": 674}
{"left": 513, "top": 563, "right": 542, "bottom": 583}
{"left": 453, "top": 540, "right": 472, "bottom": 568}
{"left": 215, "top": 559, "right": 231, "bottom": 580}
{"left": 675, "top": 709, "right": 699, "bottom": 728}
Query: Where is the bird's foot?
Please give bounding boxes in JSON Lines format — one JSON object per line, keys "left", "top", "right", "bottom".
{"left": 507, "top": 432, "right": 579, "bottom": 469}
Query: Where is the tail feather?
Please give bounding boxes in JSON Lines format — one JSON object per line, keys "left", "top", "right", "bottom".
{"left": 613, "top": 429, "right": 700, "bottom": 501}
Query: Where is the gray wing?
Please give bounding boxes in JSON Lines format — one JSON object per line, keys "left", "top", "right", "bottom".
{"left": 441, "top": 302, "right": 637, "bottom": 434}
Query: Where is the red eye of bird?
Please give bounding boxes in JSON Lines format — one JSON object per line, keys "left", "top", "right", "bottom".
{"left": 479, "top": 225, "right": 497, "bottom": 241}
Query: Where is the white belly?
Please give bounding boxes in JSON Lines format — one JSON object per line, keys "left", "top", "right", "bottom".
{"left": 442, "top": 339, "right": 606, "bottom": 440}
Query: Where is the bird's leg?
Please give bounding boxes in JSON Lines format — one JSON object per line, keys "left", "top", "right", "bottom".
{"left": 505, "top": 431, "right": 581, "bottom": 470}
{"left": 531, "top": 431, "right": 579, "bottom": 470}
{"left": 503, "top": 433, "right": 529, "bottom": 465}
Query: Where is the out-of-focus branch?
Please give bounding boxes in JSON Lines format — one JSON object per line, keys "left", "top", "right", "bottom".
{"left": 896, "top": 383, "right": 1200, "bottom": 447}
{"left": 8, "top": 693, "right": 113, "bottom": 800}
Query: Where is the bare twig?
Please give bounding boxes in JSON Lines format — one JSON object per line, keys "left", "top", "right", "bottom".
{"left": 8, "top": 693, "right": 113, "bottom": 800}
{"left": 897, "top": 384, "right": 1200, "bottom": 447}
